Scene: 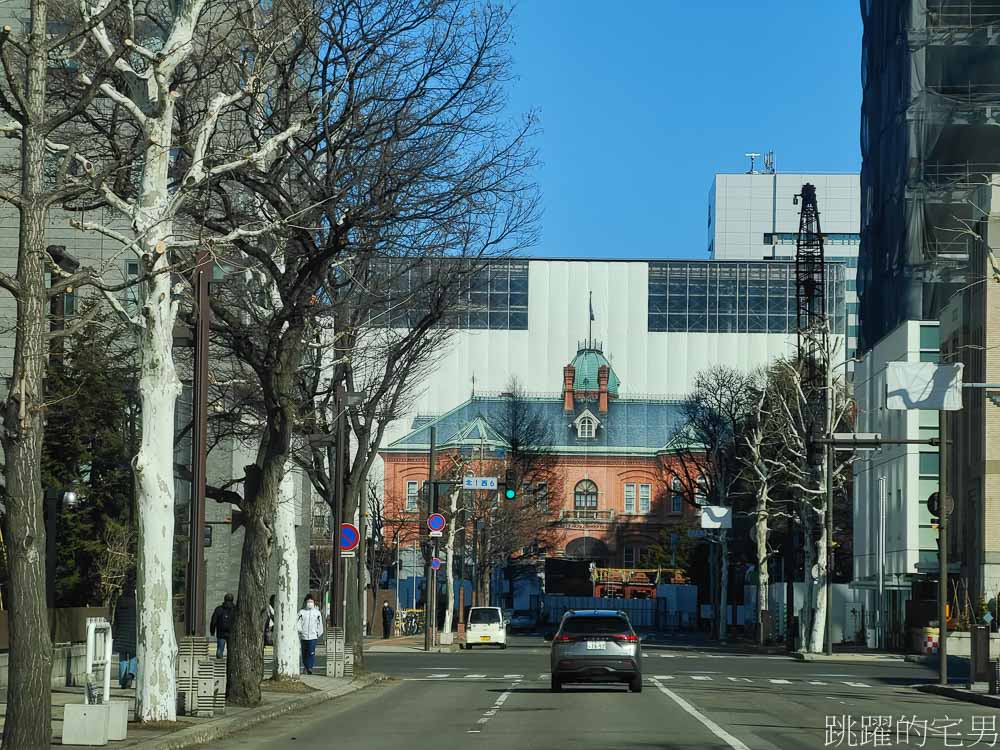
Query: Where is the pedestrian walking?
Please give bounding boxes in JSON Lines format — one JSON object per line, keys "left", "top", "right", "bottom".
{"left": 263, "top": 594, "right": 275, "bottom": 646}
{"left": 296, "top": 593, "right": 324, "bottom": 674}
{"left": 210, "top": 593, "right": 237, "bottom": 658}
{"left": 381, "top": 601, "right": 395, "bottom": 638}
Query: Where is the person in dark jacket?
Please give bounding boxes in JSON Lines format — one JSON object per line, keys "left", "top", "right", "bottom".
{"left": 381, "top": 601, "right": 394, "bottom": 638}
{"left": 210, "top": 593, "right": 237, "bottom": 658}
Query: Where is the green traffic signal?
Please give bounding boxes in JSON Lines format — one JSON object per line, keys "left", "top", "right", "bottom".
{"left": 505, "top": 488, "right": 516, "bottom": 500}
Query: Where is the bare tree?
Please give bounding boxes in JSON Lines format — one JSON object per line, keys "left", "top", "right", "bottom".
{"left": 661, "top": 366, "right": 756, "bottom": 642}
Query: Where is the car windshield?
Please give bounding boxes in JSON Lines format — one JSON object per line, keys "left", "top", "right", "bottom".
{"left": 469, "top": 609, "right": 501, "bottom": 624}
{"left": 561, "top": 616, "right": 630, "bottom": 635}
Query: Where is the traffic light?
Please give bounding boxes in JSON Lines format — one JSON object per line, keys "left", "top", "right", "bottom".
{"left": 504, "top": 468, "right": 516, "bottom": 500}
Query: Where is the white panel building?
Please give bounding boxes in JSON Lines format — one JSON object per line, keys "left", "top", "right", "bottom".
{"left": 707, "top": 170, "right": 861, "bottom": 360}
{"left": 386, "top": 257, "right": 847, "bottom": 447}
{"left": 852, "top": 320, "right": 941, "bottom": 648}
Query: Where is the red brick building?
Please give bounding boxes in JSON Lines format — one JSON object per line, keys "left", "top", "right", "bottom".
{"left": 381, "top": 342, "right": 702, "bottom": 570}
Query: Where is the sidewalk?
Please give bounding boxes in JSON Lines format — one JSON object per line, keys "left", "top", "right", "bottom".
{"left": 367, "top": 635, "right": 458, "bottom": 653}
{"left": 0, "top": 672, "right": 383, "bottom": 749}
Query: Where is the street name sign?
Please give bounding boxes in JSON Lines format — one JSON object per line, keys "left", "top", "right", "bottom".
{"left": 463, "top": 476, "right": 498, "bottom": 490}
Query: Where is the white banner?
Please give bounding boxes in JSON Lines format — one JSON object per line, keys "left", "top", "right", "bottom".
{"left": 700, "top": 506, "right": 732, "bottom": 529}
{"left": 886, "top": 362, "right": 964, "bottom": 411}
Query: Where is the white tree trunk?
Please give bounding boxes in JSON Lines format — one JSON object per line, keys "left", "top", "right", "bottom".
{"left": 810, "top": 507, "right": 828, "bottom": 653}
{"left": 133, "top": 248, "right": 181, "bottom": 722}
{"left": 718, "top": 531, "right": 729, "bottom": 642}
{"left": 799, "top": 504, "right": 817, "bottom": 652}
{"left": 443, "top": 489, "right": 459, "bottom": 635}
{"left": 273, "top": 472, "right": 299, "bottom": 679}
{"left": 755, "top": 490, "right": 770, "bottom": 643}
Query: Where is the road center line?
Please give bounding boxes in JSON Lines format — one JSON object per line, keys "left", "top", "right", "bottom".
{"left": 651, "top": 678, "right": 750, "bottom": 750}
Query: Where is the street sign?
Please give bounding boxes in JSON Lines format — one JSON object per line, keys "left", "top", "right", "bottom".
{"left": 430, "top": 557, "right": 442, "bottom": 571}
{"left": 340, "top": 523, "right": 360, "bottom": 552}
{"left": 342, "top": 551, "right": 356, "bottom": 558}
{"left": 429, "top": 530, "right": 443, "bottom": 538}
{"left": 427, "top": 513, "right": 446, "bottom": 532}
{"left": 463, "top": 476, "right": 498, "bottom": 490}
{"left": 985, "top": 612, "right": 994, "bottom": 625}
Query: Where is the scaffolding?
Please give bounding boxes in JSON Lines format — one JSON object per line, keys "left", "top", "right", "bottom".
{"left": 859, "top": 0, "right": 1000, "bottom": 350}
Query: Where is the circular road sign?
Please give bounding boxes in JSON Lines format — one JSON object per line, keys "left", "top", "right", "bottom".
{"left": 427, "top": 513, "right": 446, "bottom": 532}
{"left": 340, "top": 522, "right": 360, "bottom": 552}
{"left": 430, "top": 557, "right": 442, "bottom": 571}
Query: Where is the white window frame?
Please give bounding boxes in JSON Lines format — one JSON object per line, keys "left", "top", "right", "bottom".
{"left": 671, "top": 477, "right": 683, "bottom": 514}
{"left": 624, "top": 483, "right": 635, "bottom": 514}
{"left": 124, "top": 260, "right": 141, "bottom": 316}
{"left": 406, "top": 481, "right": 418, "bottom": 512}
{"left": 578, "top": 416, "right": 595, "bottom": 439}
{"left": 623, "top": 545, "right": 638, "bottom": 568}
{"left": 639, "top": 483, "right": 651, "bottom": 514}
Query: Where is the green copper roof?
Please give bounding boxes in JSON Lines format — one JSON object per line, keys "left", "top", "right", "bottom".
{"left": 570, "top": 348, "right": 620, "bottom": 395}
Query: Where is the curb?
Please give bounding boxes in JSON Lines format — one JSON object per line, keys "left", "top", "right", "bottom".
{"left": 916, "top": 683, "right": 1000, "bottom": 709}
{"left": 794, "top": 652, "right": 904, "bottom": 662}
{"left": 905, "top": 654, "right": 935, "bottom": 665}
{"left": 140, "top": 673, "right": 386, "bottom": 750}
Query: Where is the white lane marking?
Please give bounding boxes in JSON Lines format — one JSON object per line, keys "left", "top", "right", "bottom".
{"left": 417, "top": 667, "right": 462, "bottom": 670}
{"left": 471, "top": 681, "right": 518, "bottom": 732}
{"left": 679, "top": 670, "right": 719, "bottom": 674}
{"left": 769, "top": 679, "right": 792, "bottom": 684}
{"left": 812, "top": 673, "right": 851, "bottom": 677}
{"left": 652, "top": 679, "right": 750, "bottom": 750}
{"left": 691, "top": 675, "right": 713, "bottom": 681}
{"left": 843, "top": 682, "right": 870, "bottom": 688}
{"left": 653, "top": 675, "right": 675, "bottom": 680}
{"left": 727, "top": 677, "right": 752, "bottom": 683}
{"left": 537, "top": 673, "right": 548, "bottom": 680}
{"left": 465, "top": 674, "right": 487, "bottom": 678}
{"left": 502, "top": 674, "right": 523, "bottom": 678}
{"left": 428, "top": 673, "right": 449, "bottom": 678}
{"left": 642, "top": 653, "right": 650, "bottom": 658}
{"left": 658, "top": 654, "right": 677, "bottom": 658}
{"left": 808, "top": 681, "right": 829, "bottom": 686}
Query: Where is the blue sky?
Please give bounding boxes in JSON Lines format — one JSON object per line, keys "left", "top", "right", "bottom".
{"left": 506, "top": 2, "right": 862, "bottom": 259}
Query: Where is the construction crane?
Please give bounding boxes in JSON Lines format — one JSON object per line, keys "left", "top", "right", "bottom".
{"left": 794, "top": 183, "right": 827, "bottom": 464}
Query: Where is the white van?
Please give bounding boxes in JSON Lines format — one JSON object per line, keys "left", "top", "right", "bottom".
{"left": 464, "top": 607, "right": 507, "bottom": 649}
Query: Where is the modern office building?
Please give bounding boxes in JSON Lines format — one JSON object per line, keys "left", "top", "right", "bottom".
{"left": 858, "top": 0, "right": 1000, "bottom": 352}
{"left": 706, "top": 168, "right": 861, "bottom": 359}
{"left": 852, "top": 320, "right": 941, "bottom": 649}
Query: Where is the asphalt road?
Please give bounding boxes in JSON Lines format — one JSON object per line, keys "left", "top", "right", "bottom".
{"left": 206, "top": 634, "right": 996, "bottom": 750}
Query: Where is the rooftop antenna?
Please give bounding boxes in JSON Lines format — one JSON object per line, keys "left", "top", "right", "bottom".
{"left": 588, "top": 290, "right": 594, "bottom": 347}
{"left": 745, "top": 152, "right": 761, "bottom": 174}
{"left": 764, "top": 151, "right": 776, "bottom": 174}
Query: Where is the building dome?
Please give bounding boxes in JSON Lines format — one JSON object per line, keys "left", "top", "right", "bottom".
{"left": 569, "top": 341, "right": 620, "bottom": 395}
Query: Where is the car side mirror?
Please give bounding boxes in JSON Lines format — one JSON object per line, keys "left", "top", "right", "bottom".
{"left": 543, "top": 631, "right": 555, "bottom": 642}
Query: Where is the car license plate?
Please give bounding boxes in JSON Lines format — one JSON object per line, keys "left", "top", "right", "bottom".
{"left": 480, "top": 636, "right": 490, "bottom": 641}
{"left": 586, "top": 640, "right": 603, "bottom": 650}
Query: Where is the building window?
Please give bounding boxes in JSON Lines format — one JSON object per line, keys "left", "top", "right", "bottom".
{"left": 124, "top": 260, "right": 141, "bottom": 315}
{"left": 671, "top": 477, "right": 683, "bottom": 514}
{"left": 639, "top": 483, "right": 651, "bottom": 514}
{"left": 574, "top": 479, "right": 598, "bottom": 511}
{"left": 623, "top": 545, "right": 640, "bottom": 568}
{"left": 624, "top": 483, "right": 635, "bottom": 513}
{"left": 534, "top": 482, "right": 549, "bottom": 512}
{"left": 578, "top": 416, "right": 595, "bottom": 439}
{"left": 406, "top": 481, "right": 418, "bottom": 512}
{"left": 695, "top": 476, "right": 708, "bottom": 505}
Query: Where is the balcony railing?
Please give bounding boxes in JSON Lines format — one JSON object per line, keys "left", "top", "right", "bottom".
{"left": 559, "top": 509, "right": 615, "bottom": 522}
{"left": 927, "top": 3, "right": 1000, "bottom": 29}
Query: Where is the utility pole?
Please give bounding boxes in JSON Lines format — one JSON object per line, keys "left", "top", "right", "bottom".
{"left": 939, "top": 411, "right": 950, "bottom": 686}
{"left": 331, "top": 383, "right": 346, "bottom": 628}
{"left": 424, "top": 427, "right": 436, "bottom": 651}
{"left": 824, "top": 337, "right": 834, "bottom": 656}
{"left": 186, "top": 248, "right": 210, "bottom": 636}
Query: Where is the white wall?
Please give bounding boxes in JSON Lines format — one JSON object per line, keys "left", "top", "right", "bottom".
{"left": 385, "top": 259, "right": 818, "bottom": 446}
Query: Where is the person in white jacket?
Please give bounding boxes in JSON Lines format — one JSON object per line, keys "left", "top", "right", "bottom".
{"left": 296, "top": 593, "right": 324, "bottom": 674}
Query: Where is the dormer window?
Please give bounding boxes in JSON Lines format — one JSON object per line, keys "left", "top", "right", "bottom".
{"left": 573, "top": 409, "right": 601, "bottom": 439}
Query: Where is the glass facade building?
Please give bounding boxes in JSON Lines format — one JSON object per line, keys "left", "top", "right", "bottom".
{"left": 647, "top": 260, "right": 846, "bottom": 335}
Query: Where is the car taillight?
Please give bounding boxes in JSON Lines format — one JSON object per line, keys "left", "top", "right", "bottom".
{"left": 612, "top": 633, "right": 638, "bottom": 642}
{"left": 555, "top": 634, "right": 575, "bottom": 642}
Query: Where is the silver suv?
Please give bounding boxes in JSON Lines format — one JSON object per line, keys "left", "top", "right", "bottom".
{"left": 546, "top": 609, "right": 642, "bottom": 693}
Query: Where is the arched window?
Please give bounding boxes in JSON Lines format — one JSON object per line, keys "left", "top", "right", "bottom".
{"left": 574, "top": 479, "right": 598, "bottom": 510}
{"left": 578, "top": 416, "right": 595, "bottom": 439}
